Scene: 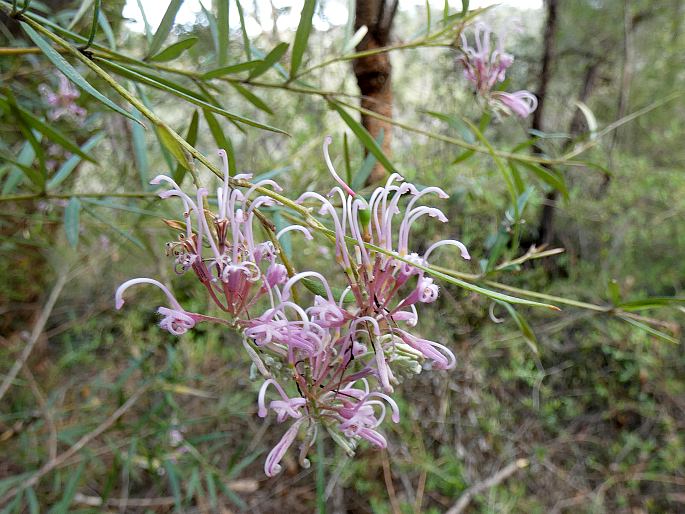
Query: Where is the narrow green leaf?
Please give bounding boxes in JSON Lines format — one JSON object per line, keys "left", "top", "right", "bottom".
{"left": 100, "top": 60, "right": 287, "bottom": 134}
{"left": 290, "top": 0, "right": 317, "bottom": 78}
{"left": 423, "top": 110, "right": 475, "bottom": 143}
{"left": 343, "top": 132, "right": 352, "bottom": 185}
{"left": 199, "top": 1, "right": 219, "bottom": 57}
{"left": 186, "top": 468, "right": 201, "bottom": 502}
{"left": 26, "top": 487, "right": 40, "bottom": 514}
{"left": 67, "top": 0, "right": 94, "bottom": 29}
{"left": 462, "top": 0, "right": 469, "bottom": 14}
{"left": 1, "top": 139, "right": 37, "bottom": 194}
{"left": 273, "top": 210, "right": 292, "bottom": 259}
{"left": 47, "top": 132, "right": 105, "bottom": 190}
{"left": 216, "top": 477, "right": 248, "bottom": 510}
{"left": 351, "top": 129, "right": 384, "bottom": 190}
{"left": 329, "top": 102, "right": 395, "bottom": 174}
{"left": 81, "top": 198, "right": 160, "bottom": 217}
{"left": 202, "top": 60, "right": 260, "bottom": 79}
{"left": 98, "top": 9, "right": 117, "bottom": 49}
{"left": 148, "top": 0, "right": 184, "bottom": 57}
{"left": 83, "top": 206, "right": 145, "bottom": 249}
{"left": 301, "top": 277, "right": 354, "bottom": 304}
{"left": 163, "top": 460, "right": 183, "bottom": 512}
{"left": 64, "top": 197, "right": 81, "bottom": 248}
{"left": 129, "top": 108, "right": 149, "bottom": 187}
{"left": 0, "top": 153, "right": 44, "bottom": 190}
{"left": 505, "top": 160, "right": 525, "bottom": 196}
{"left": 205, "top": 472, "right": 217, "bottom": 511}
{"left": 136, "top": 0, "right": 153, "bottom": 43}
{"left": 362, "top": 240, "right": 558, "bottom": 309}
{"left": 316, "top": 437, "right": 326, "bottom": 514}
{"left": 250, "top": 45, "right": 289, "bottom": 79}
{"left": 607, "top": 279, "right": 621, "bottom": 305}
{"left": 156, "top": 123, "right": 193, "bottom": 171}
{"left": 84, "top": 0, "right": 101, "bottom": 49}
{"left": 48, "top": 462, "right": 84, "bottom": 513}
{"left": 150, "top": 37, "right": 198, "bottom": 62}
{"left": 618, "top": 297, "right": 685, "bottom": 312}
{"left": 173, "top": 110, "right": 199, "bottom": 183}
{"left": 249, "top": 42, "right": 289, "bottom": 79}
{"left": 461, "top": 114, "right": 519, "bottom": 220}
{"left": 216, "top": 0, "right": 229, "bottom": 66}
{"left": 519, "top": 161, "right": 568, "bottom": 199}
{"left": 135, "top": 84, "right": 175, "bottom": 174}
{"left": 203, "top": 109, "right": 231, "bottom": 165}
{"left": 451, "top": 149, "right": 475, "bottom": 165}
{"left": 498, "top": 301, "right": 539, "bottom": 354}
{"left": 5, "top": 99, "right": 47, "bottom": 189}
{"left": 229, "top": 81, "right": 273, "bottom": 114}
{"left": 619, "top": 316, "right": 678, "bottom": 344}
{"left": 3, "top": 99, "right": 95, "bottom": 163}
{"left": 20, "top": 22, "right": 139, "bottom": 123}
{"left": 235, "top": 0, "right": 252, "bottom": 59}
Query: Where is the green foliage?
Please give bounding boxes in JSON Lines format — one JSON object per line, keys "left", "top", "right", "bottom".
{"left": 0, "top": 0, "right": 683, "bottom": 512}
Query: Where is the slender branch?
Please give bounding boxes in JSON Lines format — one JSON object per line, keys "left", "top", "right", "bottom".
{"left": 0, "top": 385, "right": 149, "bottom": 505}
{"left": 0, "top": 270, "right": 68, "bottom": 402}
{"left": 0, "top": 191, "right": 160, "bottom": 202}
{"left": 332, "top": 99, "right": 584, "bottom": 167}
{"left": 445, "top": 459, "right": 529, "bottom": 514}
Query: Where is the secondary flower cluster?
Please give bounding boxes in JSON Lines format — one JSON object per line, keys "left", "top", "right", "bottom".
{"left": 460, "top": 23, "right": 538, "bottom": 118}
{"left": 39, "top": 73, "right": 86, "bottom": 122}
{"left": 116, "top": 139, "right": 469, "bottom": 477}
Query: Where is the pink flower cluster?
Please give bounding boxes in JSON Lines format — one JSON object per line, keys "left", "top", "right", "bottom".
{"left": 39, "top": 74, "right": 86, "bottom": 122}
{"left": 460, "top": 23, "right": 538, "bottom": 118}
{"left": 116, "top": 139, "right": 470, "bottom": 477}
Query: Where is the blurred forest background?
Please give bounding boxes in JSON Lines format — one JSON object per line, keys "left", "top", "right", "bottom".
{"left": 1, "top": 0, "right": 684, "bottom": 512}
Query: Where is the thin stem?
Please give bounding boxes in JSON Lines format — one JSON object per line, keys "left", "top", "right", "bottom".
{"left": 0, "top": 191, "right": 160, "bottom": 202}
{"left": 332, "top": 99, "right": 583, "bottom": 167}
{"left": 83, "top": 0, "right": 101, "bottom": 50}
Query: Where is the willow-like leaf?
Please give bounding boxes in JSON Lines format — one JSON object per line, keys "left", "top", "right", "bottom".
{"left": 290, "top": 0, "right": 317, "bottom": 78}
{"left": 20, "top": 22, "right": 139, "bottom": 123}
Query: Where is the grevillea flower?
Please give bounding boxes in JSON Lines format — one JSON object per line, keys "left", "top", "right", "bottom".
{"left": 491, "top": 90, "right": 539, "bottom": 118}
{"left": 460, "top": 23, "right": 537, "bottom": 118}
{"left": 39, "top": 73, "right": 86, "bottom": 121}
{"left": 117, "top": 139, "right": 470, "bottom": 477}
{"left": 460, "top": 23, "right": 514, "bottom": 95}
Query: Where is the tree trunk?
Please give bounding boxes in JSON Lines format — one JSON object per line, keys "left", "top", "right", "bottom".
{"left": 353, "top": 0, "right": 398, "bottom": 186}
{"left": 532, "top": 0, "right": 559, "bottom": 246}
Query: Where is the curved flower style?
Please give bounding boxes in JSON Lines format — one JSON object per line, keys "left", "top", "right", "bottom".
{"left": 115, "top": 278, "right": 202, "bottom": 335}
{"left": 117, "top": 139, "right": 470, "bottom": 477}
{"left": 491, "top": 90, "right": 539, "bottom": 118}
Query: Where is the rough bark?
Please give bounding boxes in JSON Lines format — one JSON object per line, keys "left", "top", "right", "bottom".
{"left": 532, "top": 0, "right": 559, "bottom": 247}
{"left": 353, "top": 0, "right": 398, "bottom": 185}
